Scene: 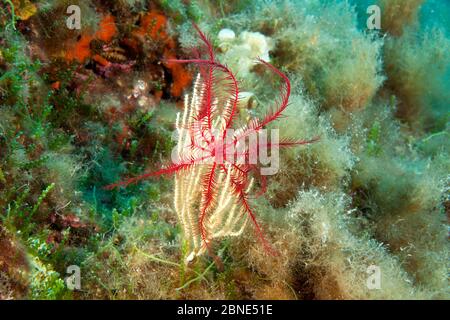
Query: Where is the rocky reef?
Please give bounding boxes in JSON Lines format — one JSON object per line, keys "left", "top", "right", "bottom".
{"left": 0, "top": 0, "right": 448, "bottom": 300}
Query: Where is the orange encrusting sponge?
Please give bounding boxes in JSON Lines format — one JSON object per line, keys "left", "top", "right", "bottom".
{"left": 65, "top": 15, "right": 117, "bottom": 63}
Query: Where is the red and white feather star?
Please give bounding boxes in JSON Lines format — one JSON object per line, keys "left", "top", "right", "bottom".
{"left": 106, "top": 25, "right": 318, "bottom": 259}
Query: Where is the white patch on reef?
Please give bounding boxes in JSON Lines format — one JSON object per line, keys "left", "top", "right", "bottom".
{"left": 218, "top": 29, "right": 273, "bottom": 77}
{"left": 218, "top": 28, "right": 236, "bottom": 42}
{"left": 239, "top": 31, "right": 272, "bottom": 62}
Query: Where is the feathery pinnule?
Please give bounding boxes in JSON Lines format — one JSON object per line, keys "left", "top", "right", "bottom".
{"left": 105, "top": 25, "right": 318, "bottom": 263}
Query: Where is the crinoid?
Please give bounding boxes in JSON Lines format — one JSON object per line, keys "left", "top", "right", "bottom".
{"left": 106, "top": 25, "right": 318, "bottom": 262}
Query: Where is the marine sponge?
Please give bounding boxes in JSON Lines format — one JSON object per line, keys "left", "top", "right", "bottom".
{"left": 218, "top": 29, "right": 274, "bottom": 80}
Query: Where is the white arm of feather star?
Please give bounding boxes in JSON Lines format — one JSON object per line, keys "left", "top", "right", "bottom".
{"left": 173, "top": 74, "right": 252, "bottom": 263}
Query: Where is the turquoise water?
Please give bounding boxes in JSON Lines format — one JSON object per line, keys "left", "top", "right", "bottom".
{"left": 349, "top": 0, "right": 450, "bottom": 34}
